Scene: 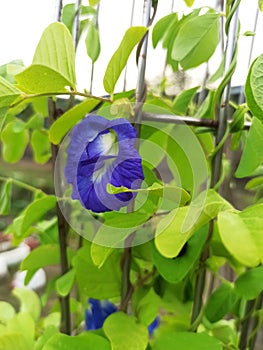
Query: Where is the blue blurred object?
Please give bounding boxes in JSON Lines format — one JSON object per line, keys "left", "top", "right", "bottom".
{"left": 148, "top": 316, "right": 160, "bottom": 336}
{"left": 85, "top": 298, "right": 117, "bottom": 330}
{"left": 85, "top": 298, "right": 160, "bottom": 336}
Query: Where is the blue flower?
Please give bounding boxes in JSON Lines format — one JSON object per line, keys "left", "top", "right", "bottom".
{"left": 85, "top": 298, "right": 160, "bottom": 336}
{"left": 85, "top": 298, "right": 117, "bottom": 330}
{"left": 65, "top": 115, "right": 144, "bottom": 213}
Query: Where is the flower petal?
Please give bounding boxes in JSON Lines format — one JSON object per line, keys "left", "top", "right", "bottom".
{"left": 65, "top": 115, "right": 144, "bottom": 212}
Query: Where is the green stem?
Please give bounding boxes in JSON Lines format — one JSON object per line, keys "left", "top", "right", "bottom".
{"left": 190, "top": 221, "right": 213, "bottom": 330}
{"left": 0, "top": 176, "right": 44, "bottom": 193}
{"left": 10, "top": 90, "right": 111, "bottom": 109}
{"left": 247, "top": 292, "right": 263, "bottom": 350}
{"left": 239, "top": 299, "right": 256, "bottom": 350}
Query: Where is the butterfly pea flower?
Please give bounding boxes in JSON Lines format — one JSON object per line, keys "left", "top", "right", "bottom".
{"left": 85, "top": 298, "right": 160, "bottom": 336}
{"left": 65, "top": 115, "right": 144, "bottom": 212}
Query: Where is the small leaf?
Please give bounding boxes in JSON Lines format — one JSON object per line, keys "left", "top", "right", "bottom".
{"left": 229, "top": 105, "right": 246, "bottom": 132}
{"left": 1, "top": 121, "right": 29, "bottom": 163}
{"left": 90, "top": 244, "right": 114, "bottom": 268}
{"left": 49, "top": 98, "right": 100, "bottom": 145}
{"left": 245, "top": 176, "right": 263, "bottom": 191}
{"left": 0, "top": 179, "right": 12, "bottom": 215}
{"left": 6, "top": 312, "right": 35, "bottom": 349}
{"left": 21, "top": 244, "right": 60, "bottom": 271}
{"left": 204, "top": 283, "right": 238, "bottom": 322}
{"left": 85, "top": 21, "right": 100, "bottom": 63}
{"left": 184, "top": 0, "right": 195, "bottom": 6}
{"left": 172, "top": 86, "right": 199, "bottom": 115}
{"left": 12, "top": 288, "right": 41, "bottom": 321}
{"left": 103, "top": 26, "right": 148, "bottom": 94}
{"left": 30, "top": 129, "right": 51, "bottom": 163}
{"left": 106, "top": 183, "right": 190, "bottom": 207}
{"left": 21, "top": 195, "right": 56, "bottom": 236}
{"left": 243, "top": 31, "right": 255, "bottom": 36}
{"left": 234, "top": 266, "right": 263, "bottom": 300}
{"left": 0, "top": 76, "right": 22, "bottom": 108}
{"left": 258, "top": 0, "right": 263, "bottom": 11}
{"left": 56, "top": 269, "right": 75, "bottom": 297}
{"left": 152, "top": 13, "right": 178, "bottom": 48}
{"left": 103, "top": 312, "right": 148, "bottom": 350}
{"left": 218, "top": 204, "right": 263, "bottom": 267}
{"left": 235, "top": 117, "right": 263, "bottom": 178}
{"left": 245, "top": 54, "right": 263, "bottom": 120}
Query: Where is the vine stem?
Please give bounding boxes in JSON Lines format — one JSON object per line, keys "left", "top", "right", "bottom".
{"left": 10, "top": 90, "right": 111, "bottom": 109}
{"left": 0, "top": 176, "right": 44, "bottom": 194}
{"left": 48, "top": 99, "right": 71, "bottom": 334}
{"left": 191, "top": 0, "right": 240, "bottom": 329}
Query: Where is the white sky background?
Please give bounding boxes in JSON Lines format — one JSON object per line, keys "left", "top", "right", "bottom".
{"left": 0, "top": 0, "right": 262, "bottom": 96}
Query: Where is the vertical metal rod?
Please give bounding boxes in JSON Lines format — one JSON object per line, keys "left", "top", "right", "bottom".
{"left": 238, "top": 7, "right": 259, "bottom": 104}
{"left": 123, "top": 0, "right": 136, "bottom": 91}
{"left": 54, "top": 0, "right": 63, "bottom": 22}
{"left": 90, "top": 3, "right": 100, "bottom": 94}
{"left": 72, "top": 0, "right": 82, "bottom": 49}
{"left": 211, "top": 3, "right": 240, "bottom": 187}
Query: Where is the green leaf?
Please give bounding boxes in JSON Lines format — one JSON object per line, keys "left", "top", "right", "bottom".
{"left": 184, "top": 0, "right": 195, "bottom": 6}
{"left": 229, "top": 105, "right": 246, "bottom": 133}
{"left": 90, "top": 244, "right": 114, "bottom": 268}
{"left": 234, "top": 266, "right": 263, "bottom": 300}
{"left": 0, "top": 302, "right": 15, "bottom": 324}
{"left": 48, "top": 98, "right": 100, "bottom": 145}
{"left": 55, "top": 269, "right": 75, "bottom": 297}
{"left": 34, "top": 326, "right": 59, "bottom": 350}
{"left": 132, "top": 288, "right": 160, "bottom": 326}
{"left": 172, "top": 13, "right": 219, "bottom": 69}
{"left": 235, "top": 118, "right": 263, "bottom": 178}
{"left": 204, "top": 283, "right": 238, "bottom": 322}
{"left": 259, "top": 0, "right": 263, "bottom": 11}
{"left": 85, "top": 21, "right": 100, "bottom": 63}
{"left": 218, "top": 204, "right": 263, "bottom": 267}
{"left": 245, "top": 54, "right": 263, "bottom": 120}
{"left": 15, "top": 65, "right": 72, "bottom": 94}
{"left": 72, "top": 246, "right": 121, "bottom": 299}
{"left": 20, "top": 244, "right": 60, "bottom": 271}
{"left": 0, "top": 333, "right": 30, "bottom": 350}
{"left": 12, "top": 288, "right": 41, "bottom": 321}
{"left": 43, "top": 332, "right": 111, "bottom": 350}
{"left": 16, "top": 22, "right": 76, "bottom": 93}
{"left": 172, "top": 86, "right": 199, "bottom": 115}
{"left": 106, "top": 182, "right": 190, "bottom": 206}
{"left": 0, "top": 179, "right": 12, "bottom": 215}
{"left": 0, "top": 76, "right": 22, "bottom": 108}
{"left": 20, "top": 195, "right": 56, "bottom": 236}
{"left": 245, "top": 176, "right": 263, "bottom": 191}
{"left": 30, "top": 129, "right": 51, "bottom": 163}
{"left": 103, "top": 312, "right": 148, "bottom": 350}
{"left": 155, "top": 190, "right": 231, "bottom": 258}
{"left": 152, "top": 332, "right": 222, "bottom": 350}
{"left": 152, "top": 225, "right": 207, "bottom": 283}
{"left": 152, "top": 13, "right": 178, "bottom": 48}
{"left": 7, "top": 312, "right": 35, "bottom": 349}
{"left": 33, "top": 22, "right": 76, "bottom": 88}
{"left": 103, "top": 26, "right": 148, "bottom": 94}
{"left": 1, "top": 121, "right": 29, "bottom": 163}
